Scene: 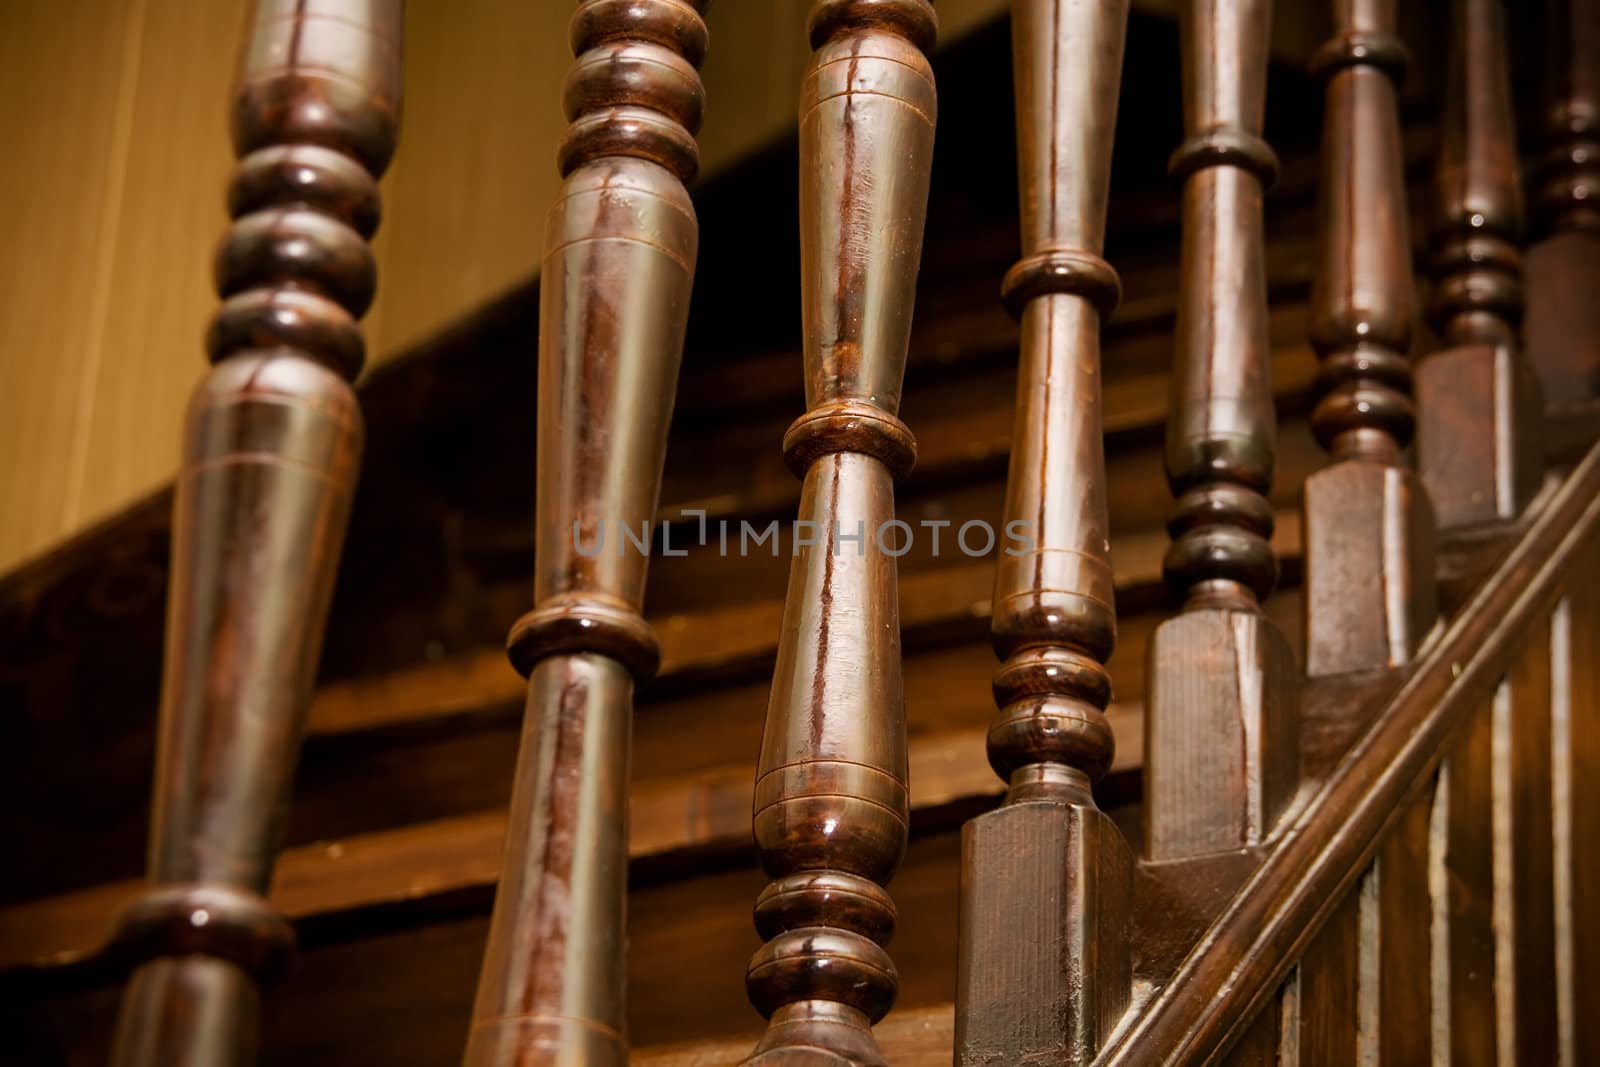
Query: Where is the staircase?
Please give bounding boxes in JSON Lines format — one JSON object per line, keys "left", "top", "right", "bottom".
{"left": 1, "top": 1, "right": 1598, "bottom": 1064}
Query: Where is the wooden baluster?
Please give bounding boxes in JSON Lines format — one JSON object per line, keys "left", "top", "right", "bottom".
{"left": 1416, "top": 0, "right": 1543, "bottom": 535}
{"left": 1302, "top": 0, "right": 1436, "bottom": 678}
{"left": 105, "top": 2, "right": 402, "bottom": 1064}
{"left": 462, "top": 3, "right": 707, "bottom": 1065}
{"left": 1144, "top": 0, "right": 1298, "bottom": 863}
{"left": 741, "top": 3, "right": 936, "bottom": 1063}
{"left": 1524, "top": 0, "right": 1600, "bottom": 413}
{"left": 954, "top": 1, "right": 1133, "bottom": 1063}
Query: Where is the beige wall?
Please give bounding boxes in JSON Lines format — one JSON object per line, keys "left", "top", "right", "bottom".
{"left": 4, "top": 0, "right": 1218, "bottom": 573}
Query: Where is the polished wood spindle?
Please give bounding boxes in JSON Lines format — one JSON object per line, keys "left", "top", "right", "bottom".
{"left": 954, "top": 0, "right": 1133, "bottom": 1062}
{"left": 1144, "top": 0, "right": 1298, "bottom": 862}
{"left": 1524, "top": 0, "right": 1600, "bottom": 409}
{"left": 462, "top": 3, "right": 707, "bottom": 1065}
{"left": 741, "top": 3, "right": 936, "bottom": 1063}
{"left": 106, "top": 2, "right": 402, "bottom": 1064}
{"left": 1302, "top": 0, "right": 1435, "bottom": 677}
{"left": 1416, "top": 0, "right": 1543, "bottom": 532}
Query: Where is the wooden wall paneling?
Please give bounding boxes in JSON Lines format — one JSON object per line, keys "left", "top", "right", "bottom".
{"left": 1552, "top": 533, "right": 1600, "bottom": 1066}
{"left": 1437, "top": 698, "right": 1501, "bottom": 1063}
{"left": 72, "top": 0, "right": 246, "bottom": 539}
{"left": 1374, "top": 786, "right": 1434, "bottom": 1064}
{"left": 0, "top": 0, "right": 147, "bottom": 570}
{"left": 1493, "top": 619, "right": 1558, "bottom": 1064}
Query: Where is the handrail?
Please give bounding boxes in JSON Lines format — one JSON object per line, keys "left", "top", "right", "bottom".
{"left": 1098, "top": 438, "right": 1600, "bottom": 1066}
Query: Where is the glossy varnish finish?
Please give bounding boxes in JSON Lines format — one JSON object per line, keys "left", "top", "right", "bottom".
{"left": 1415, "top": 0, "right": 1543, "bottom": 533}
{"left": 1143, "top": 0, "right": 1298, "bottom": 863}
{"left": 1301, "top": 0, "right": 1435, "bottom": 676}
{"left": 955, "top": 0, "right": 1133, "bottom": 1063}
{"left": 741, "top": 2, "right": 936, "bottom": 1064}
{"left": 463, "top": 3, "right": 708, "bottom": 1065}
{"left": 1524, "top": 0, "right": 1600, "bottom": 408}
{"left": 106, "top": 2, "right": 403, "bottom": 1065}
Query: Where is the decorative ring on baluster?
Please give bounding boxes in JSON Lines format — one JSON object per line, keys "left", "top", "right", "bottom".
{"left": 1308, "top": 31, "right": 1408, "bottom": 83}
{"left": 1168, "top": 126, "right": 1280, "bottom": 188}
{"left": 782, "top": 399, "right": 917, "bottom": 481}
{"left": 746, "top": 926, "right": 899, "bottom": 1023}
{"left": 808, "top": 0, "right": 938, "bottom": 52}
{"left": 571, "top": 0, "right": 710, "bottom": 68}
{"left": 208, "top": 289, "right": 366, "bottom": 378}
{"left": 753, "top": 871, "right": 897, "bottom": 944}
{"left": 216, "top": 208, "right": 378, "bottom": 317}
{"left": 507, "top": 594, "right": 661, "bottom": 682}
{"left": 109, "top": 884, "right": 296, "bottom": 985}
{"left": 558, "top": 105, "right": 701, "bottom": 182}
{"left": 1000, "top": 249, "right": 1121, "bottom": 320}
{"left": 229, "top": 145, "right": 382, "bottom": 238}
{"left": 563, "top": 41, "right": 705, "bottom": 134}
{"left": 986, "top": 688, "right": 1116, "bottom": 785}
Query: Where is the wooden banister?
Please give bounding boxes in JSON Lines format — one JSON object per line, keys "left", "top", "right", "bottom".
{"left": 741, "top": 3, "right": 937, "bottom": 1063}
{"left": 105, "top": 2, "right": 402, "bottom": 1064}
{"left": 1100, "top": 438, "right": 1600, "bottom": 1066}
{"left": 462, "top": 3, "right": 707, "bottom": 1064}
{"left": 1301, "top": 0, "right": 1436, "bottom": 677}
{"left": 1416, "top": 0, "right": 1543, "bottom": 533}
{"left": 1143, "top": 0, "right": 1299, "bottom": 863}
{"left": 954, "top": 0, "right": 1133, "bottom": 1062}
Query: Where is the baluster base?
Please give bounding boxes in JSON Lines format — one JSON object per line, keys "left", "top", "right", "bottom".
{"left": 955, "top": 798, "right": 1132, "bottom": 1066}
{"left": 1303, "top": 461, "right": 1438, "bottom": 677}
{"left": 1417, "top": 343, "right": 1545, "bottom": 533}
{"left": 1144, "top": 607, "right": 1300, "bottom": 861}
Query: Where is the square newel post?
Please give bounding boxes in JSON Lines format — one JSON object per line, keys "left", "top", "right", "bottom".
{"left": 954, "top": 1, "right": 1134, "bottom": 1063}
{"left": 1416, "top": 0, "right": 1543, "bottom": 539}
{"left": 1302, "top": 1, "right": 1437, "bottom": 679}
{"left": 1144, "top": 0, "right": 1299, "bottom": 864}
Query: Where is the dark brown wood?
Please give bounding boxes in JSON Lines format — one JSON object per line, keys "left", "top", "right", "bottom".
{"left": 741, "top": 3, "right": 937, "bottom": 1064}
{"left": 1144, "top": 0, "right": 1298, "bottom": 863}
{"left": 954, "top": 0, "right": 1134, "bottom": 1063}
{"left": 1302, "top": 0, "right": 1436, "bottom": 676}
{"left": 1416, "top": 0, "right": 1543, "bottom": 533}
{"left": 104, "top": 3, "right": 403, "bottom": 1065}
{"left": 1553, "top": 534, "right": 1600, "bottom": 1065}
{"left": 1097, "top": 438, "right": 1600, "bottom": 1065}
{"left": 462, "top": 3, "right": 708, "bottom": 1065}
{"left": 1525, "top": 0, "right": 1600, "bottom": 409}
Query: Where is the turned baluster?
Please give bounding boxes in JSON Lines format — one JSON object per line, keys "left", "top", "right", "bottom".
{"left": 1302, "top": 0, "right": 1436, "bottom": 677}
{"left": 462, "top": 3, "right": 707, "bottom": 1065}
{"left": 1524, "top": 0, "right": 1600, "bottom": 408}
{"left": 954, "top": 0, "right": 1133, "bottom": 1062}
{"left": 741, "top": 3, "right": 936, "bottom": 1063}
{"left": 1144, "top": 0, "right": 1298, "bottom": 862}
{"left": 1416, "top": 0, "right": 1543, "bottom": 534}
{"left": 106, "top": 2, "right": 401, "bottom": 1065}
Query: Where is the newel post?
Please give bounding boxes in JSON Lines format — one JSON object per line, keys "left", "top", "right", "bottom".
{"left": 741, "top": 2, "right": 937, "bottom": 1064}
{"left": 107, "top": 2, "right": 402, "bottom": 1064}
{"left": 954, "top": 0, "right": 1134, "bottom": 1062}
{"left": 1302, "top": 0, "right": 1437, "bottom": 678}
{"left": 463, "top": 3, "right": 708, "bottom": 1064}
{"left": 1144, "top": 0, "right": 1299, "bottom": 862}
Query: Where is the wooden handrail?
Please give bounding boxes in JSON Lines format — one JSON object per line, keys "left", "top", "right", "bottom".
{"left": 1098, "top": 439, "right": 1600, "bottom": 1066}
